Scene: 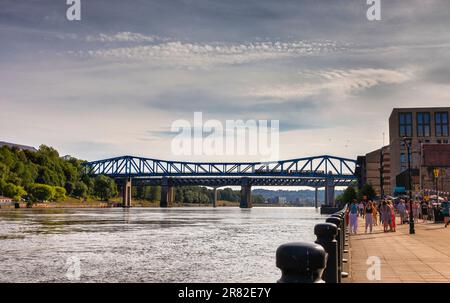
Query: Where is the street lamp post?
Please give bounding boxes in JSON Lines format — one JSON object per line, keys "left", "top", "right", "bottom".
{"left": 380, "top": 148, "right": 384, "bottom": 199}
{"left": 403, "top": 137, "right": 415, "bottom": 234}
{"left": 435, "top": 174, "right": 438, "bottom": 196}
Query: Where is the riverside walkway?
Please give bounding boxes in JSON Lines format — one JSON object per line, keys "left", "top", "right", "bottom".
{"left": 348, "top": 218, "right": 450, "bottom": 283}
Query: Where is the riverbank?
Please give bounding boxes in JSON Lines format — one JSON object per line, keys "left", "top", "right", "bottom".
{"left": 348, "top": 217, "right": 450, "bottom": 283}
{"left": 0, "top": 198, "right": 289, "bottom": 209}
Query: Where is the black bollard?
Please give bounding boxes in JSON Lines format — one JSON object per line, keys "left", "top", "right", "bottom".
{"left": 330, "top": 214, "right": 344, "bottom": 244}
{"left": 314, "top": 223, "right": 339, "bottom": 283}
{"left": 325, "top": 216, "right": 348, "bottom": 280}
{"left": 330, "top": 214, "right": 348, "bottom": 256}
{"left": 329, "top": 215, "right": 349, "bottom": 278}
{"left": 331, "top": 213, "right": 347, "bottom": 250}
{"left": 276, "top": 242, "right": 327, "bottom": 283}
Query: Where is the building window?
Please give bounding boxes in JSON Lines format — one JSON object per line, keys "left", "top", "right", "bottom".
{"left": 400, "top": 152, "right": 407, "bottom": 172}
{"left": 435, "top": 112, "right": 449, "bottom": 137}
{"left": 417, "top": 112, "right": 430, "bottom": 137}
{"left": 399, "top": 112, "right": 413, "bottom": 137}
{"left": 399, "top": 142, "right": 412, "bottom": 172}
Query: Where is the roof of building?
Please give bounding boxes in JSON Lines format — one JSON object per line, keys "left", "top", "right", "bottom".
{"left": 391, "top": 107, "right": 450, "bottom": 111}
{"left": 389, "top": 107, "right": 450, "bottom": 119}
{"left": 0, "top": 141, "right": 37, "bottom": 152}
{"left": 365, "top": 145, "right": 390, "bottom": 162}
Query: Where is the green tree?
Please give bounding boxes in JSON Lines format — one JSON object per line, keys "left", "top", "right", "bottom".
{"left": 73, "top": 181, "right": 88, "bottom": 198}
{"left": 150, "top": 186, "right": 161, "bottom": 202}
{"left": 359, "top": 183, "right": 377, "bottom": 201}
{"left": 0, "top": 162, "right": 9, "bottom": 180}
{"left": 175, "top": 187, "right": 184, "bottom": 203}
{"left": 2, "top": 182, "right": 27, "bottom": 201}
{"left": 29, "top": 183, "right": 55, "bottom": 202}
{"left": 219, "top": 188, "right": 239, "bottom": 202}
{"left": 36, "top": 167, "right": 61, "bottom": 186}
{"left": 341, "top": 186, "right": 357, "bottom": 204}
{"left": 93, "top": 175, "right": 118, "bottom": 201}
{"left": 64, "top": 181, "right": 75, "bottom": 196}
{"left": 253, "top": 194, "right": 265, "bottom": 204}
{"left": 54, "top": 186, "right": 67, "bottom": 201}
{"left": 0, "top": 145, "right": 97, "bottom": 201}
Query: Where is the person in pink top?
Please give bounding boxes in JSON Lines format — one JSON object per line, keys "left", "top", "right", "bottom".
{"left": 389, "top": 201, "right": 396, "bottom": 232}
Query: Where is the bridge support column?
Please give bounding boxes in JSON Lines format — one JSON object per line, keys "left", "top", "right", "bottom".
{"left": 240, "top": 178, "right": 252, "bottom": 208}
{"left": 212, "top": 187, "right": 218, "bottom": 208}
{"left": 122, "top": 177, "right": 132, "bottom": 208}
{"left": 325, "top": 177, "right": 335, "bottom": 207}
{"left": 315, "top": 187, "right": 319, "bottom": 209}
{"left": 160, "top": 177, "right": 174, "bottom": 208}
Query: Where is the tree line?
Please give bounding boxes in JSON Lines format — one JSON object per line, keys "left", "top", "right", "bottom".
{"left": 0, "top": 145, "right": 117, "bottom": 203}
{"left": 132, "top": 185, "right": 265, "bottom": 204}
{"left": 335, "top": 183, "right": 377, "bottom": 205}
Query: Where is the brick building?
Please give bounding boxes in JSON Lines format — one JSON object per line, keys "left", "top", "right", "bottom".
{"left": 420, "top": 144, "right": 450, "bottom": 194}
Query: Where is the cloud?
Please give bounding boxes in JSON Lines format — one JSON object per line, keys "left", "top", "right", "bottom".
{"left": 71, "top": 38, "right": 348, "bottom": 68}
{"left": 247, "top": 68, "right": 414, "bottom": 99}
{"left": 84, "top": 32, "right": 163, "bottom": 43}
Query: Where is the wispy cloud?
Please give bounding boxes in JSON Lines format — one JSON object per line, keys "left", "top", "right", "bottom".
{"left": 70, "top": 38, "right": 348, "bottom": 68}
{"left": 247, "top": 68, "right": 414, "bottom": 99}
{"left": 84, "top": 32, "right": 164, "bottom": 43}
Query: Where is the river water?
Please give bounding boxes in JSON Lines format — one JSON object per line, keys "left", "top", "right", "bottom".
{"left": 0, "top": 207, "right": 324, "bottom": 283}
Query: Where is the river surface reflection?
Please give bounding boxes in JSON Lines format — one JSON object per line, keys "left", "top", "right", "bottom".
{"left": 0, "top": 207, "right": 324, "bottom": 282}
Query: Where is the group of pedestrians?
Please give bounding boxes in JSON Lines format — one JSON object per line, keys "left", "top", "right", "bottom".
{"left": 349, "top": 199, "right": 383, "bottom": 234}
{"left": 347, "top": 197, "right": 450, "bottom": 234}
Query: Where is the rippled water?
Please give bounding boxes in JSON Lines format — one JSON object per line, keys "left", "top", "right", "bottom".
{"left": 0, "top": 207, "right": 324, "bottom": 282}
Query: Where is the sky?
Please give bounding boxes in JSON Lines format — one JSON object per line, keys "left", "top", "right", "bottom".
{"left": 1, "top": 0, "right": 450, "bottom": 162}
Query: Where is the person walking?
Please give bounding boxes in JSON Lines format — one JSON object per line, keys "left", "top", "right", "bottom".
{"left": 372, "top": 202, "right": 378, "bottom": 226}
{"left": 389, "top": 201, "right": 396, "bottom": 232}
{"left": 349, "top": 200, "right": 359, "bottom": 234}
{"left": 378, "top": 200, "right": 383, "bottom": 225}
{"left": 380, "top": 201, "right": 392, "bottom": 232}
{"left": 421, "top": 201, "right": 429, "bottom": 223}
{"left": 358, "top": 201, "right": 365, "bottom": 217}
{"left": 442, "top": 199, "right": 450, "bottom": 228}
{"left": 365, "top": 201, "right": 374, "bottom": 233}
{"left": 413, "top": 201, "right": 419, "bottom": 223}
{"left": 397, "top": 200, "right": 406, "bottom": 225}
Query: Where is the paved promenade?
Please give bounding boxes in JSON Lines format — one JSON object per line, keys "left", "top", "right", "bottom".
{"left": 348, "top": 217, "right": 450, "bottom": 283}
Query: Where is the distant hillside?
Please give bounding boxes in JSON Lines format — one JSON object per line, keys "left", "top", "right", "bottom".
{"left": 252, "top": 188, "right": 344, "bottom": 206}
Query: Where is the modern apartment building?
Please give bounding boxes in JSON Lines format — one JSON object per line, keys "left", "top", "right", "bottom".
{"left": 389, "top": 108, "right": 450, "bottom": 193}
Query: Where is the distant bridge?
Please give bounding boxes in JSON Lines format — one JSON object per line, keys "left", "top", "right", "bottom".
{"left": 83, "top": 155, "right": 359, "bottom": 208}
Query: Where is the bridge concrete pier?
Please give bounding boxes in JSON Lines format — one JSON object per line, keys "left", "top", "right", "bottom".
{"left": 315, "top": 187, "right": 319, "bottom": 209}
{"left": 240, "top": 178, "right": 252, "bottom": 208}
{"left": 325, "top": 176, "right": 335, "bottom": 207}
{"left": 122, "top": 177, "right": 132, "bottom": 207}
{"left": 160, "top": 177, "right": 174, "bottom": 207}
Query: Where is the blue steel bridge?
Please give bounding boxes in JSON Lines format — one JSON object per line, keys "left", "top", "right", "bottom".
{"left": 83, "top": 155, "right": 359, "bottom": 208}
